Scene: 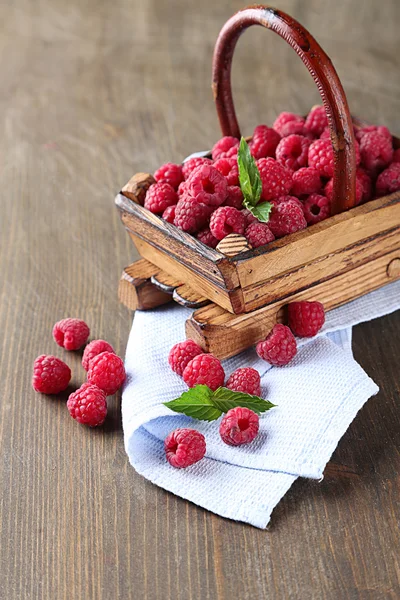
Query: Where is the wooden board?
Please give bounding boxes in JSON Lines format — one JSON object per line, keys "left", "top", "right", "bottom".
{"left": 118, "top": 260, "right": 172, "bottom": 310}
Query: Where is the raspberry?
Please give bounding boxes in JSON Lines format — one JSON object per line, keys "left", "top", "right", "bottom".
{"left": 392, "top": 148, "right": 400, "bottom": 163}
{"left": 250, "top": 125, "right": 281, "bottom": 159}
{"left": 274, "top": 195, "right": 304, "bottom": 210}
{"left": 87, "top": 351, "right": 126, "bottom": 396}
{"left": 174, "top": 196, "right": 212, "bottom": 233}
{"left": 32, "top": 355, "right": 71, "bottom": 394}
{"left": 375, "top": 163, "right": 400, "bottom": 196}
{"left": 168, "top": 339, "right": 203, "bottom": 376}
{"left": 219, "top": 407, "right": 259, "bottom": 446}
{"left": 288, "top": 300, "right": 325, "bottom": 337}
{"left": 186, "top": 165, "right": 228, "bottom": 207}
{"left": 245, "top": 222, "right": 275, "bottom": 248}
{"left": 273, "top": 112, "right": 306, "bottom": 137}
{"left": 82, "top": 339, "right": 115, "bottom": 371}
{"left": 308, "top": 138, "right": 334, "bottom": 177}
{"left": 177, "top": 181, "right": 188, "bottom": 196}
{"left": 209, "top": 206, "right": 246, "bottom": 240}
{"left": 53, "top": 318, "right": 90, "bottom": 351}
{"left": 162, "top": 204, "right": 176, "bottom": 223}
{"left": 356, "top": 168, "right": 372, "bottom": 202}
{"left": 268, "top": 198, "right": 307, "bottom": 238}
{"left": 164, "top": 428, "right": 206, "bottom": 468}
{"left": 182, "top": 353, "right": 225, "bottom": 391}
{"left": 291, "top": 167, "right": 321, "bottom": 196}
{"left": 305, "top": 105, "right": 328, "bottom": 137}
{"left": 303, "top": 194, "right": 331, "bottom": 224}
{"left": 256, "top": 324, "right": 297, "bottom": 366}
{"left": 275, "top": 134, "right": 311, "bottom": 171}
{"left": 67, "top": 383, "right": 107, "bottom": 427}
{"left": 360, "top": 131, "right": 393, "bottom": 174}
{"left": 211, "top": 136, "right": 239, "bottom": 160}
{"left": 226, "top": 367, "right": 261, "bottom": 396}
{"left": 213, "top": 157, "right": 239, "bottom": 186}
{"left": 223, "top": 185, "right": 243, "bottom": 209}
{"left": 257, "top": 157, "right": 293, "bottom": 201}
{"left": 182, "top": 156, "right": 212, "bottom": 180}
{"left": 154, "top": 163, "right": 183, "bottom": 190}
{"left": 242, "top": 209, "right": 258, "bottom": 227}
{"left": 197, "top": 227, "right": 219, "bottom": 248}
{"left": 355, "top": 125, "right": 391, "bottom": 143}
{"left": 320, "top": 126, "right": 331, "bottom": 139}
{"left": 144, "top": 182, "right": 178, "bottom": 214}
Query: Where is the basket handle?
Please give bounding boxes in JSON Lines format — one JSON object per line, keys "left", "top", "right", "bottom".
{"left": 212, "top": 5, "right": 356, "bottom": 214}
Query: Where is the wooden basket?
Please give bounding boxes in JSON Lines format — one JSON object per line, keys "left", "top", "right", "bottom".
{"left": 116, "top": 5, "right": 400, "bottom": 359}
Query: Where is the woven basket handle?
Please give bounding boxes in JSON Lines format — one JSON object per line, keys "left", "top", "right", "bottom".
{"left": 212, "top": 5, "right": 356, "bottom": 214}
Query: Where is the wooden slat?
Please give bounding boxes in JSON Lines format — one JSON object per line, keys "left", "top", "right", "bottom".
{"left": 173, "top": 284, "right": 209, "bottom": 308}
{"left": 118, "top": 261, "right": 171, "bottom": 311}
{"left": 121, "top": 173, "right": 155, "bottom": 205}
{"left": 151, "top": 272, "right": 182, "bottom": 293}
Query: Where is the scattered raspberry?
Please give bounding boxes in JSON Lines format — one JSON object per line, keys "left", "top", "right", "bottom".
{"left": 164, "top": 428, "right": 206, "bottom": 468}
{"left": 219, "top": 407, "right": 260, "bottom": 446}
{"left": 355, "top": 125, "right": 392, "bottom": 143}
{"left": 209, "top": 206, "right": 246, "bottom": 240}
{"left": 67, "top": 383, "right": 107, "bottom": 427}
{"left": 245, "top": 222, "right": 275, "bottom": 248}
{"left": 87, "top": 351, "right": 126, "bottom": 396}
{"left": 242, "top": 208, "right": 258, "bottom": 227}
{"left": 268, "top": 198, "right": 307, "bottom": 238}
{"left": 250, "top": 125, "right": 281, "bottom": 159}
{"left": 256, "top": 324, "right": 297, "bottom": 366}
{"left": 303, "top": 194, "right": 331, "bottom": 224}
{"left": 32, "top": 355, "right": 71, "bottom": 394}
{"left": 375, "top": 162, "right": 400, "bottom": 196}
{"left": 162, "top": 204, "right": 177, "bottom": 223}
{"left": 144, "top": 182, "right": 178, "bottom": 214}
{"left": 174, "top": 196, "right": 212, "bottom": 233}
{"left": 154, "top": 163, "right": 183, "bottom": 190}
{"left": 392, "top": 148, "right": 400, "bottom": 163}
{"left": 257, "top": 157, "right": 293, "bottom": 201}
{"left": 197, "top": 227, "right": 219, "bottom": 248}
{"left": 308, "top": 138, "right": 334, "bottom": 178}
{"left": 168, "top": 339, "right": 203, "bottom": 376}
{"left": 182, "top": 353, "right": 225, "bottom": 391}
{"left": 211, "top": 136, "right": 239, "bottom": 160}
{"left": 275, "top": 134, "right": 311, "bottom": 171}
{"left": 291, "top": 167, "right": 321, "bottom": 196}
{"left": 223, "top": 185, "right": 243, "bottom": 209}
{"left": 226, "top": 367, "right": 261, "bottom": 396}
{"left": 53, "top": 318, "right": 90, "bottom": 351}
{"left": 360, "top": 131, "right": 393, "bottom": 174}
{"left": 182, "top": 156, "right": 212, "bottom": 180}
{"left": 186, "top": 165, "right": 228, "bottom": 207}
{"left": 82, "top": 339, "right": 115, "bottom": 371}
{"left": 273, "top": 112, "right": 306, "bottom": 137}
{"left": 288, "top": 301, "right": 325, "bottom": 337}
{"left": 305, "top": 105, "right": 328, "bottom": 137}
{"left": 213, "top": 157, "right": 239, "bottom": 186}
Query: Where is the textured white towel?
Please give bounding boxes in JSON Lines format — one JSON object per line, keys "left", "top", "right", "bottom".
{"left": 122, "top": 280, "right": 400, "bottom": 528}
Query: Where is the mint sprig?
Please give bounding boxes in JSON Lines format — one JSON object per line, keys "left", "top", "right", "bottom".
{"left": 164, "top": 384, "right": 275, "bottom": 422}
{"left": 237, "top": 137, "right": 272, "bottom": 223}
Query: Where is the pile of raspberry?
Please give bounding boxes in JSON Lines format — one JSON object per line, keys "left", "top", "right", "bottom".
{"left": 32, "top": 318, "right": 126, "bottom": 427}
{"left": 143, "top": 107, "right": 399, "bottom": 250}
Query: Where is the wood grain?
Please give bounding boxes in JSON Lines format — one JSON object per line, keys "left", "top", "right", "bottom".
{"left": 1, "top": 1, "right": 399, "bottom": 599}
{"left": 119, "top": 261, "right": 171, "bottom": 310}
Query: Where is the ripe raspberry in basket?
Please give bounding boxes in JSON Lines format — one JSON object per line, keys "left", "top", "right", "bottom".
{"left": 210, "top": 206, "right": 246, "bottom": 240}
{"left": 186, "top": 164, "right": 228, "bottom": 207}
{"left": 273, "top": 112, "right": 307, "bottom": 138}
{"left": 275, "top": 134, "right": 311, "bottom": 171}
{"left": 257, "top": 157, "right": 293, "bottom": 200}
{"left": 305, "top": 105, "right": 328, "bottom": 137}
{"left": 250, "top": 125, "right": 281, "bottom": 159}
{"left": 154, "top": 163, "right": 183, "bottom": 190}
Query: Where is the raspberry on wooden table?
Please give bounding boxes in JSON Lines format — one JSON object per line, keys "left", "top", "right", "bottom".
{"left": 213, "top": 157, "right": 239, "bottom": 186}
{"left": 82, "top": 339, "right": 115, "bottom": 371}
{"left": 168, "top": 339, "right": 203, "bottom": 376}
{"left": 67, "top": 383, "right": 107, "bottom": 427}
{"left": 209, "top": 206, "right": 246, "bottom": 240}
{"left": 182, "top": 353, "right": 225, "bottom": 391}
{"left": 162, "top": 204, "right": 176, "bottom": 223}
{"left": 291, "top": 167, "right": 322, "bottom": 196}
{"left": 219, "top": 407, "right": 260, "bottom": 446}
{"left": 256, "top": 157, "right": 293, "bottom": 201}
{"left": 250, "top": 125, "right": 281, "bottom": 159}
{"left": 305, "top": 105, "right": 328, "bottom": 138}
{"left": 275, "top": 134, "right": 311, "bottom": 171}
{"left": 359, "top": 131, "right": 393, "bottom": 174}
{"left": 164, "top": 428, "right": 206, "bottom": 468}
{"left": 245, "top": 222, "right": 275, "bottom": 248}
{"left": 308, "top": 138, "right": 335, "bottom": 178}
{"left": 223, "top": 186, "right": 243, "bottom": 209}
{"left": 268, "top": 198, "right": 307, "bottom": 238}
{"left": 186, "top": 165, "right": 228, "bottom": 207}
{"left": 53, "top": 318, "right": 90, "bottom": 351}
{"left": 32, "top": 355, "right": 71, "bottom": 394}
{"left": 174, "top": 196, "right": 212, "bottom": 233}
{"left": 288, "top": 301, "right": 325, "bottom": 337}
{"left": 376, "top": 163, "right": 400, "bottom": 196}
{"left": 87, "top": 351, "right": 126, "bottom": 396}
{"left": 256, "top": 324, "right": 297, "bottom": 366}
{"left": 154, "top": 163, "right": 183, "bottom": 190}
{"left": 273, "top": 112, "right": 306, "bottom": 138}
{"left": 211, "top": 136, "right": 239, "bottom": 160}
{"left": 144, "top": 182, "right": 178, "bottom": 214}
{"left": 226, "top": 367, "right": 261, "bottom": 396}
{"left": 303, "top": 194, "right": 331, "bottom": 225}
{"left": 182, "top": 156, "right": 212, "bottom": 180}
{"left": 197, "top": 227, "right": 219, "bottom": 248}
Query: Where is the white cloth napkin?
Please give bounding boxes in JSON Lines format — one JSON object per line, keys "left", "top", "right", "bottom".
{"left": 122, "top": 280, "right": 400, "bottom": 528}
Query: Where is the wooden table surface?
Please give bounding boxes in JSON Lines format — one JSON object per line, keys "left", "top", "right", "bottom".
{"left": 1, "top": 0, "right": 399, "bottom": 598}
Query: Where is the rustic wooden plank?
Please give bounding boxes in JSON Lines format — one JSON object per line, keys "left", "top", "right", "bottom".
{"left": 151, "top": 272, "right": 183, "bottom": 293}
{"left": 173, "top": 284, "right": 209, "bottom": 308}
{"left": 118, "top": 261, "right": 171, "bottom": 310}
{"left": 121, "top": 172, "right": 155, "bottom": 205}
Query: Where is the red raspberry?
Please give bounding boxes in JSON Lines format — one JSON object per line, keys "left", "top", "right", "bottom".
{"left": 168, "top": 339, "right": 203, "bottom": 376}
{"left": 308, "top": 138, "right": 334, "bottom": 177}
{"left": 182, "top": 353, "right": 225, "bottom": 391}
{"left": 274, "top": 195, "right": 304, "bottom": 210}
{"left": 209, "top": 206, "right": 246, "bottom": 240}
{"left": 288, "top": 300, "right": 325, "bottom": 337}
{"left": 226, "top": 367, "right": 261, "bottom": 396}
{"left": 32, "top": 355, "right": 71, "bottom": 394}
{"left": 213, "top": 157, "right": 239, "bottom": 186}
{"left": 273, "top": 112, "right": 306, "bottom": 137}
{"left": 223, "top": 185, "right": 243, "bottom": 209}
{"left": 245, "top": 222, "right": 275, "bottom": 248}
{"left": 360, "top": 131, "right": 393, "bottom": 174}
{"left": 53, "top": 318, "right": 90, "bottom": 351}
{"left": 211, "top": 136, "right": 239, "bottom": 160}
{"left": 174, "top": 196, "right": 212, "bottom": 233}
{"left": 154, "top": 163, "right": 183, "bottom": 190}
{"left": 164, "top": 428, "right": 206, "bottom": 468}
{"left": 275, "top": 134, "right": 311, "bottom": 171}
{"left": 320, "top": 126, "right": 331, "bottom": 139}
{"left": 256, "top": 324, "right": 297, "bottom": 366}
{"left": 355, "top": 125, "right": 392, "bottom": 143}
{"left": 182, "top": 156, "right": 212, "bottom": 180}
{"left": 144, "top": 182, "right": 178, "bottom": 214}
{"left": 67, "top": 383, "right": 107, "bottom": 427}
{"left": 242, "top": 208, "right": 258, "bottom": 227}
{"left": 375, "top": 162, "right": 400, "bottom": 196}
{"left": 87, "top": 351, "right": 126, "bottom": 396}
{"left": 186, "top": 165, "right": 228, "bottom": 207}
{"left": 303, "top": 194, "right": 331, "bottom": 224}
{"left": 257, "top": 157, "right": 293, "bottom": 201}
{"left": 250, "top": 125, "right": 281, "bottom": 159}
{"left": 291, "top": 167, "right": 321, "bottom": 196}
{"left": 392, "top": 148, "right": 400, "bottom": 163}
{"left": 82, "top": 339, "right": 115, "bottom": 371}
{"left": 356, "top": 168, "right": 372, "bottom": 202}
{"left": 197, "top": 227, "right": 219, "bottom": 248}
{"left": 305, "top": 105, "right": 328, "bottom": 137}
{"left": 162, "top": 204, "right": 176, "bottom": 223}
{"left": 177, "top": 181, "right": 188, "bottom": 196}
{"left": 268, "top": 198, "right": 307, "bottom": 238}
{"left": 219, "top": 407, "right": 259, "bottom": 446}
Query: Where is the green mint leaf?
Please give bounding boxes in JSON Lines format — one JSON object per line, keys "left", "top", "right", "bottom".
{"left": 237, "top": 137, "right": 262, "bottom": 208}
{"left": 163, "top": 385, "right": 222, "bottom": 421}
{"left": 212, "top": 387, "right": 276, "bottom": 415}
{"left": 246, "top": 200, "right": 272, "bottom": 223}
